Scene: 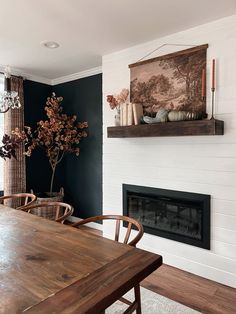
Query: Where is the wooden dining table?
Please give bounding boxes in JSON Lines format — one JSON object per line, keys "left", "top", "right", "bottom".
{"left": 0, "top": 205, "right": 162, "bottom": 313}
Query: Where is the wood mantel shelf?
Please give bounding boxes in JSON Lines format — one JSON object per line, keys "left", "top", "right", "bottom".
{"left": 107, "top": 119, "right": 224, "bottom": 138}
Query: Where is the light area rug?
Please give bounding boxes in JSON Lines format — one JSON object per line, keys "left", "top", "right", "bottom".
{"left": 106, "top": 286, "right": 201, "bottom": 314}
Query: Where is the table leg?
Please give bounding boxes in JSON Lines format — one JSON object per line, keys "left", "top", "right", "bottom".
{"left": 134, "top": 284, "right": 141, "bottom": 314}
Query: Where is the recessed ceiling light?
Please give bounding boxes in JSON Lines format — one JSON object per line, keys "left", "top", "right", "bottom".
{"left": 40, "top": 41, "right": 60, "bottom": 49}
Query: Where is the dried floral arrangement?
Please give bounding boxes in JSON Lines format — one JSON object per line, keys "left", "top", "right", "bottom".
{"left": 14, "top": 93, "right": 88, "bottom": 195}
{"left": 106, "top": 88, "right": 129, "bottom": 111}
{"left": 0, "top": 133, "right": 23, "bottom": 160}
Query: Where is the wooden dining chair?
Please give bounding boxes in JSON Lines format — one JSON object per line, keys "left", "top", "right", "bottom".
{"left": 0, "top": 193, "right": 37, "bottom": 210}
{"left": 72, "top": 215, "right": 144, "bottom": 314}
{"left": 23, "top": 201, "right": 73, "bottom": 224}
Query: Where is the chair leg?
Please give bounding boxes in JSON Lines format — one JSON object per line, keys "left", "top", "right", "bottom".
{"left": 134, "top": 284, "right": 141, "bottom": 314}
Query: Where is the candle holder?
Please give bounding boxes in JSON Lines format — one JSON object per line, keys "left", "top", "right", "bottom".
{"left": 210, "top": 87, "right": 215, "bottom": 120}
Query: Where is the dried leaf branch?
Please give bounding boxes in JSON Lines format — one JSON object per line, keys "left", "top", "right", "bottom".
{"left": 14, "top": 93, "right": 88, "bottom": 194}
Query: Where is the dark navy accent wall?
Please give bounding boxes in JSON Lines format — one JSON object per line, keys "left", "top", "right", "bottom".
{"left": 24, "top": 74, "right": 102, "bottom": 218}
{"left": 24, "top": 80, "right": 52, "bottom": 193}
{"left": 53, "top": 74, "right": 102, "bottom": 219}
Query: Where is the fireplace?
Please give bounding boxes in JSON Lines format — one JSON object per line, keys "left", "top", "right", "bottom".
{"left": 123, "top": 184, "right": 210, "bottom": 249}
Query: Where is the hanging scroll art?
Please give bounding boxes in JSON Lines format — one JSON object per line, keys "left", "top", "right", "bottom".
{"left": 129, "top": 44, "right": 208, "bottom": 118}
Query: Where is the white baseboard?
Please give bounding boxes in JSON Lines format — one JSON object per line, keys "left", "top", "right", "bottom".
{"left": 67, "top": 215, "right": 103, "bottom": 231}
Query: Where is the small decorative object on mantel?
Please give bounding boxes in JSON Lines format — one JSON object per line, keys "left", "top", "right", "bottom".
{"left": 211, "top": 59, "right": 216, "bottom": 120}
{"left": 142, "top": 108, "right": 203, "bottom": 124}
{"left": 133, "top": 103, "right": 143, "bottom": 125}
{"left": 143, "top": 108, "right": 168, "bottom": 124}
{"left": 168, "top": 110, "right": 203, "bottom": 121}
{"left": 107, "top": 89, "right": 129, "bottom": 126}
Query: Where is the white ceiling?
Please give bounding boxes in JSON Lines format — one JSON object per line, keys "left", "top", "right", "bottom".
{"left": 0, "top": 0, "right": 236, "bottom": 82}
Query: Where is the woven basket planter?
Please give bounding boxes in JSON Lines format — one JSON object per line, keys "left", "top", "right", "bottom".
{"left": 30, "top": 187, "right": 64, "bottom": 220}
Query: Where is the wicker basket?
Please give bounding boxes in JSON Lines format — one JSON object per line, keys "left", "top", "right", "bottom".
{"left": 30, "top": 188, "right": 64, "bottom": 220}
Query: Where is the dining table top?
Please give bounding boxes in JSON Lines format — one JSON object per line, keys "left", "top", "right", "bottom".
{"left": 0, "top": 205, "right": 162, "bottom": 314}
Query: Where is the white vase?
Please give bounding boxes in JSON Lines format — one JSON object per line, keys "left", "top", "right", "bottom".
{"left": 114, "top": 108, "right": 121, "bottom": 126}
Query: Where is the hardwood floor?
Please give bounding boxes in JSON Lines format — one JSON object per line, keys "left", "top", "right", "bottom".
{"left": 71, "top": 224, "right": 236, "bottom": 314}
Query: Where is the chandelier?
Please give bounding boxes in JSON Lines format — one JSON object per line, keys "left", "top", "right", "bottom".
{"left": 0, "top": 66, "right": 21, "bottom": 113}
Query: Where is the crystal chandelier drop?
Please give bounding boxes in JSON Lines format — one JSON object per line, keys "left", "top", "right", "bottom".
{"left": 0, "top": 66, "right": 21, "bottom": 113}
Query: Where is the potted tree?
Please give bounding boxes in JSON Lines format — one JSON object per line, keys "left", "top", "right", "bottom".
{"left": 14, "top": 93, "right": 88, "bottom": 216}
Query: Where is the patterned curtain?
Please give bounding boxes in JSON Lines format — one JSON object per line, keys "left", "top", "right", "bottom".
{"left": 4, "top": 76, "right": 26, "bottom": 198}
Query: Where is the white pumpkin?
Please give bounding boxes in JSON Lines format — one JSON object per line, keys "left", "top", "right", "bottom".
{"left": 168, "top": 111, "right": 186, "bottom": 121}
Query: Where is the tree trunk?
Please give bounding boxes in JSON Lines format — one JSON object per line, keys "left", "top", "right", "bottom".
{"left": 50, "top": 166, "right": 56, "bottom": 196}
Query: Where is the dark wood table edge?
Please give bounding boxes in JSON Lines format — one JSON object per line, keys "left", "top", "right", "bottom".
{"left": 23, "top": 249, "right": 163, "bottom": 314}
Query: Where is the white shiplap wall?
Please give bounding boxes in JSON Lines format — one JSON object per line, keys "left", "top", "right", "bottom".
{"left": 102, "top": 14, "right": 236, "bottom": 288}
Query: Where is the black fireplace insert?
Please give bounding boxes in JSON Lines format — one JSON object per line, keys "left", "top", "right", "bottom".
{"left": 123, "top": 184, "right": 210, "bottom": 249}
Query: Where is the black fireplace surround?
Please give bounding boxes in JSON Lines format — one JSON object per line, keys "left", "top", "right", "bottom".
{"left": 123, "top": 184, "right": 210, "bottom": 249}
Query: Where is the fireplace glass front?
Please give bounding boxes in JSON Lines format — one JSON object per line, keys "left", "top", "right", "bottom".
{"left": 123, "top": 184, "right": 210, "bottom": 249}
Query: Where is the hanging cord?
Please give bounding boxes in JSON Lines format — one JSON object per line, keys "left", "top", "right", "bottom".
{"left": 136, "top": 43, "right": 198, "bottom": 63}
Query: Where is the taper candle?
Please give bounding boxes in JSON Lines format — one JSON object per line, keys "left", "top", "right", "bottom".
{"left": 212, "top": 59, "right": 215, "bottom": 89}
{"left": 201, "top": 68, "right": 205, "bottom": 98}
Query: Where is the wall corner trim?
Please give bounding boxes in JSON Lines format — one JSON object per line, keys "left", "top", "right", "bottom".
{"left": 0, "top": 65, "right": 52, "bottom": 85}
{"left": 0, "top": 65, "right": 102, "bottom": 86}
{"left": 52, "top": 66, "right": 102, "bottom": 86}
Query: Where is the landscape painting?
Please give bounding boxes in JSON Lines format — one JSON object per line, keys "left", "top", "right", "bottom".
{"left": 129, "top": 45, "right": 207, "bottom": 115}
